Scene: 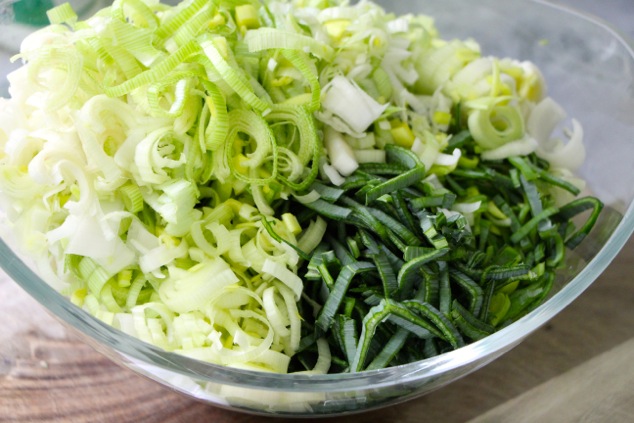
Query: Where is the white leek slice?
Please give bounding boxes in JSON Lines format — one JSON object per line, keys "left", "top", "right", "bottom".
{"left": 324, "top": 127, "right": 358, "bottom": 176}
{"left": 527, "top": 97, "right": 567, "bottom": 150}
{"left": 262, "top": 258, "right": 303, "bottom": 302}
{"left": 481, "top": 136, "right": 538, "bottom": 161}
{"left": 320, "top": 75, "right": 388, "bottom": 134}
{"left": 159, "top": 259, "right": 240, "bottom": 313}
{"left": 434, "top": 148, "right": 461, "bottom": 167}
{"left": 528, "top": 97, "right": 586, "bottom": 170}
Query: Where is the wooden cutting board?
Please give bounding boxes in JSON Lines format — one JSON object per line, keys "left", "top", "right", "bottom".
{"left": 1, "top": 235, "right": 633, "bottom": 423}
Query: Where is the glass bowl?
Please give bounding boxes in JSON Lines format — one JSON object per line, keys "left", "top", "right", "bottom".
{"left": 1, "top": 0, "right": 634, "bottom": 417}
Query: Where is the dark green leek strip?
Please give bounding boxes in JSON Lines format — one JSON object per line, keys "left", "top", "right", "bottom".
{"left": 351, "top": 299, "right": 447, "bottom": 371}
{"left": 365, "top": 166, "right": 426, "bottom": 205}
{"left": 510, "top": 207, "right": 559, "bottom": 244}
{"left": 350, "top": 301, "right": 391, "bottom": 372}
{"left": 304, "top": 247, "right": 330, "bottom": 280}
{"left": 404, "top": 246, "right": 436, "bottom": 262}
{"left": 343, "top": 296, "right": 356, "bottom": 317}
{"left": 555, "top": 196, "right": 604, "bottom": 248}
{"left": 353, "top": 183, "right": 376, "bottom": 202}
{"left": 431, "top": 235, "right": 450, "bottom": 250}
{"left": 518, "top": 202, "right": 531, "bottom": 222}
{"left": 392, "top": 191, "right": 422, "bottom": 236}
{"left": 358, "top": 228, "right": 380, "bottom": 255}
{"left": 481, "top": 264, "right": 532, "bottom": 283}
{"left": 418, "top": 211, "right": 439, "bottom": 240}
{"left": 340, "top": 197, "right": 389, "bottom": 240}
{"left": 438, "top": 262, "right": 452, "bottom": 316}
{"left": 523, "top": 271, "right": 555, "bottom": 315}
{"left": 449, "top": 268, "right": 484, "bottom": 315}
{"left": 444, "top": 174, "right": 467, "bottom": 197}
{"left": 532, "top": 243, "right": 546, "bottom": 265}
{"left": 365, "top": 328, "right": 410, "bottom": 371}
{"left": 536, "top": 171, "right": 582, "bottom": 195}
{"left": 509, "top": 168, "right": 522, "bottom": 189}
{"left": 423, "top": 338, "right": 439, "bottom": 359}
{"left": 371, "top": 197, "right": 400, "bottom": 222}
{"left": 466, "top": 250, "right": 488, "bottom": 270}
{"left": 451, "top": 168, "right": 491, "bottom": 180}
{"left": 503, "top": 274, "right": 554, "bottom": 324}
{"left": 451, "top": 300, "right": 495, "bottom": 341}
{"left": 477, "top": 219, "right": 491, "bottom": 251}
{"left": 385, "top": 144, "right": 422, "bottom": 169}
{"left": 340, "top": 172, "right": 375, "bottom": 191}
{"left": 479, "top": 280, "right": 496, "bottom": 322}
{"left": 508, "top": 156, "right": 539, "bottom": 181}
{"left": 487, "top": 167, "right": 517, "bottom": 190}
{"left": 315, "top": 261, "right": 376, "bottom": 336}
{"left": 397, "top": 248, "right": 449, "bottom": 298}
{"left": 418, "top": 212, "right": 450, "bottom": 250}
{"left": 368, "top": 207, "right": 421, "bottom": 246}
{"left": 493, "top": 195, "right": 522, "bottom": 232}
{"left": 317, "top": 262, "right": 336, "bottom": 291}
{"left": 312, "top": 251, "right": 340, "bottom": 290}
{"left": 491, "top": 245, "right": 523, "bottom": 267}
{"left": 439, "top": 190, "right": 458, "bottom": 209}
{"left": 423, "top": 273, "right": 439, "bottom": 305}
{"left": 446, "top": 129, "right": 472, "bottom": 150}
{"left": 518, "top": 156, "right": 582, "bottom": 195}
{"left": 363, "top": 291, "right": 382, "bottom": 307}
{"left": 453, "top": 261, "right": 483, "bottom": 282}
{"left": 519, "top": 174, "right": 543, "bottom": 217}
{"left": 358, "top": 162, "right": 408, "bottom": 175}
{"left": 545, "top": 232, "right": 565, "bottom": 267}
{"left": 370, "top": 253, "right": 398, "bottom": 297}
{"left": 347, "top": 237, "right": 361, "bottom": 259}
{"left": 334, "top": 219, "right": 349, "bottom": 244}
{"left": 409, "top": 194, "right": 450, "bottom": 209}
{"left": 403, "top": 299, "right": 465, "bottom": 348}
{"left": 366, "top": 324, "right": 396, "bottom": 366}
{"left": 303, "top": 198, "right": 351, "bottom": 220}
{"left": 334, "top": 315, "right": 358, "bottom": 366}
{"left": 309, "top": 181, "right": 345, "bottom": 202}
{"left": 296, "top": 332, "right": 318, "bottom": 355}
{"left": 379, "top": 242, "right": 406, "bottom": 274}
{"left": 326, "top": 234, "right": 355, "bottom": 266}
{"left": 449, "top": 102, "right": 464, "bottom": 133}
{"left": 387, "top": 314, "right": 435, "bottom": 338}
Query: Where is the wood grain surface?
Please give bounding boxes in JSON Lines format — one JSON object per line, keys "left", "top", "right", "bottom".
{"left": 1, "top": 234, "right": 633, "bottom": 423}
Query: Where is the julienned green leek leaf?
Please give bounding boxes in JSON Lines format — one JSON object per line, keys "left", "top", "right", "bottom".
{"left": 289, "top": 124, "right": 602, "bottom": 372}
{"left": 315, "top": 261, "right": 376, "bottom": 336}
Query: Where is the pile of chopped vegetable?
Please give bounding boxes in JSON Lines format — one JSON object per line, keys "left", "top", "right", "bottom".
{"left": 0, "top": 0, "right": 602, "bottom": 374}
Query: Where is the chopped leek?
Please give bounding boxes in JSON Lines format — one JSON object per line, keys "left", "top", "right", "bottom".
{"left": 0, "top": 0, "right": 602, "bottom": 375}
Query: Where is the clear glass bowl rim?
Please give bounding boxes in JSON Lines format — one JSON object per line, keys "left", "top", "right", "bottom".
{"left": 1, "top": 0, "right": 634, "bottom": 394}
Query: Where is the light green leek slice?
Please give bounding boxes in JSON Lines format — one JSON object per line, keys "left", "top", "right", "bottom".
{"left": 245, "top": 27, "right": 335, "bottom": 61}
{"left": 468, "top": 102, "right": 525, "bottom": 150}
